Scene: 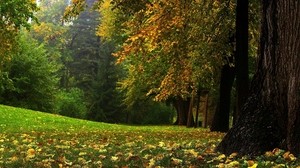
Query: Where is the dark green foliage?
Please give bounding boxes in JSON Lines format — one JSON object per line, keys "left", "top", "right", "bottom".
{"left": 66, "top": 1, "right": 126, "bottom": 123}
{"left": 55, "top": 88, "right": 87, "bottom": 119}
{"left": 128, "top": 101, "right": 175, "bottom": 125}
{"left": 85, "top": 41, "right": 126, "bottom": 123}
{"left": 0, "top": 33, "right": 59, "bottom": 112}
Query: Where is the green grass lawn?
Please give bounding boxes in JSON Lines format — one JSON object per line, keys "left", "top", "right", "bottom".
{"left": 0, "top": 105, "right": 299, "bottom": 167}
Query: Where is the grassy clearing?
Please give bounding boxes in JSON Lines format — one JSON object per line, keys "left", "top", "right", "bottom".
{"left": 0, "top": 105, "right": 300, "bottom": 167}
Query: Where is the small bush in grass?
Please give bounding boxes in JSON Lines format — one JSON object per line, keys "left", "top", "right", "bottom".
{"left": 128, "top": 101, "right": 175, "bottom": 125}
{"left": 55, "top": 88, "right": 87, "bottom": 119}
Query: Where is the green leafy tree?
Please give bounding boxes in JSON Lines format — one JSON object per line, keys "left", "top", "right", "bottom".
{"left": 98, "top": 0, "right": 229, "bottom": 126}
{"left": 0, "top": 0, "right": 38, "bottom": 68}
{"left": 0, "top": 33, "right": 59, "bottom": 112}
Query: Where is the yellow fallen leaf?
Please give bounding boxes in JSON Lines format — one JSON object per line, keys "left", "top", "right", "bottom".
{"left": 148, "top": 158, "right": 156, "bottom": 167}
{"left": 272, "top": 148, "right": 281, "bottom": 155}
{"left": 229, "top": 152, "right": 238, "bottom": 159}
{"left": 111, "top": 156, "right": 118, "bottom": 162}
{"left": 247, "top": 160, "right": 255, "bottom": 167}
{"left": 283, "top": 151, "right": 290, "bottom": 159}
{"left": 78, "top": 157, "right": 86, "bottom": 164}
{"left": 79, "top": 152, "right": 87, "bottom": 156}
{"left": 217, "top": 163, "right": 225, "bottom": 168}
{"left": 225, "top": 158, "right": 232, "bottom": 164}
{"left": 12, "top": 140, "right": 18, "bottom": 145}
{"left": 27, "top": 148, "right": 36, "bottom": 159}
{"left": 184, "top": 149, "right": 198, "bottom": 157}
{"left": 158, "top": 141, "right": 165, "bottom": 147}
{"left": 227, "top": 160, "right": 239, "bottom": 167}
{"left": 283, "top": 152, "right": 297, "bottom": 161}
{"left": 171, "top": 157, "right": 182, "bottom": 166}
{"left": 248, "top": 163, "right": 258, "bottom": 168}
{"left": 99, "top": 154, "right": 106, "bottom": 159}
{"left": 264, "top": 151, "right": 274, "bottom": 157}
{"left": 10, "top": 156, "right": 18, "bottom": 162}
{"left": 216, "top": 154, "right": 226, "bottom": 161}
{"left": 289, "top": 154, "right": 297, "bottom": 161}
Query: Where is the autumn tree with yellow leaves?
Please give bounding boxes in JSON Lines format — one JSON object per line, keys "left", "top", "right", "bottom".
{"left": 97, "top": 0, "right": 237, "bottom": 126}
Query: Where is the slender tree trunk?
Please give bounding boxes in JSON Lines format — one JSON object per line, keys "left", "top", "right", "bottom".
{"left": 211, "top": 64, "right": 235, "bottom": 132}
{"left": 187, "top": 95, "right": 195, "bottom": 127}
{"left": 217, "top": 0, "right": 300, "bottom": 156}
{"left": 235, "top": 0, "right": 249, "bottom": 119}
{"left": 194, "top": 92, "right": 201, "bottom": 128}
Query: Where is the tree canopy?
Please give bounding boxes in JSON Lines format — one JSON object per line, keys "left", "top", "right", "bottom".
{"left": 0, "top": 0, "right": 38, "bottom": 65}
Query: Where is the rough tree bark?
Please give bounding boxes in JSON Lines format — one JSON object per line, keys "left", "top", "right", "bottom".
{"left": 235, "top": 0, "right": 249, "bottom": 119}
{"left": 210, "top": 64, "right": 235, "bottom": 132}
{"left": 217, "top": 0, "right": 300, "bottom": 156}
{"left": 173, "top": 97, "right": 190, "bottom": 125}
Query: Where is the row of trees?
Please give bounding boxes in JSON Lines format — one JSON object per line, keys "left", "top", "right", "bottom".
{"left": 69, "top": 0, "right": 300, "bottom": 156}
{"left": 0, "top": 0, "right": 174, "bottom": 124}
{"left": 0, "top": 0, "right": 260, "bottom": 127}
{"left": 92, "top": 0, "right": 261, "bottom": 129}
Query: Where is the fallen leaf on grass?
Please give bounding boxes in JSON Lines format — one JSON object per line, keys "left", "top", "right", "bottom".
{"left": 78, "top": 152, "right": 87, "bottom": 156}
{"left": 26, "top": 148, "right": 36, "bottom": 159}
{"left": 147, "top": 158, "right": 156, "bottom": 167}
{"left": 111, "top": 156, "right": 119, "bottom": 162}
{"left": 184, "top": 149, "right": 198, "bottom": 157}
{"left": 99, "top": 154, "right": 106, "bottom": 159}
{"left": 264, "top": 151, "right": 274, "bottom": 157}
{"left": 158, "top": 141, "right": 165, "bottom": 147}
{"left": 229, "top": 152, "right": 238, "bottom": 159}
{"left": 171, "top": 157, "right": 183, "bottom": 166}
{"left": 78, "top": 157, "right": 87, "bottom": 164}
{"left": 227, "top": 160, "right": 239, "bottom": 167}
{"left": 216, "top": 154, "right": 226, "bottom": 161}
{"left": 283, "top": 151, "right": 296, "bottom": 161}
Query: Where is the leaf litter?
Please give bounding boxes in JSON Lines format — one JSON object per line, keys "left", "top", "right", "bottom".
{"left": 1, "top": 128, "right": 300, "bottom": 167}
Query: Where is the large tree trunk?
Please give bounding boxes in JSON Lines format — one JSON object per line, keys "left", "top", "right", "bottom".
{"left": 211, "top": 64, "right": 235, "bottom": 132}
{"left": 217, "top": 0, "right": 300, "bottom": 156}
{"left": 235, "top": 0, "right": 249, "bottom": 119}
{"left": 173, "top": 97, "right": 189, "bottom": 125}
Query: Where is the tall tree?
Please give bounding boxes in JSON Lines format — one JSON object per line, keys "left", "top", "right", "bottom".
{"left": 109, "top": 0, "right": 224, "bottom": 126}
{"left": 211, "top": 0, "right": 260, "bottom": 132}
{"left": 217, "top": 0, "right": 300, "bottom": 156}
{"left": 210, "top": 62, "right": 235, "bottom": 132}
{"left": 0, "top": 33, "right": 59, "bottom": 112}
{"left": 235, "top": 0, "right": 249, "bottom": 120}
{"left": 66, "top": 0, "right": 125, "bottom": 122}
{"left": 0, "top": 0, "right": 38, "bottom": 67}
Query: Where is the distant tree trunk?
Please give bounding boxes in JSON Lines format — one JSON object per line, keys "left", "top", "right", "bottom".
{"left": 235, "top": 0, "right": 249, "bottom": 120}
{"left": 173, "top": 97, "right": 189, "bottom": 125}
{"left": 194, "top": 91, "right": 201, "bottom": 128}
{"left": 187, "top": 95, "right": 195, "bottom": 127}
{"left": 217, "top": 0, "right": 300, "bottom": 156}
{"left": 211, "top": 64, "right": 235, "bottom": 132}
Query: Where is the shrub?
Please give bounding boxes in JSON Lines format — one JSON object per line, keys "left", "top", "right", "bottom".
{"left": 128, "top": 100, "right": 175, "bottom": 125}
{"left": 55, "top": 88, "right": 87, "bottom": 119}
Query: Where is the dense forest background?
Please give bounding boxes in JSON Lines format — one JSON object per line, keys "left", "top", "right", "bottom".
{"left": 0, "top": 0, "right": 260, "bottom": 127}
